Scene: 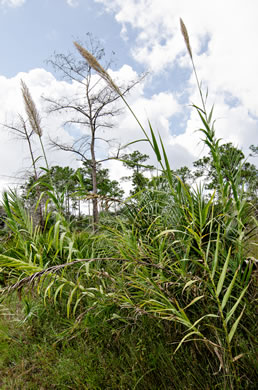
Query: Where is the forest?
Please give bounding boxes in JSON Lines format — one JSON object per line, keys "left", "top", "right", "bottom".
{"left": 0, "top": 20, "right": 257, "bottom": 389}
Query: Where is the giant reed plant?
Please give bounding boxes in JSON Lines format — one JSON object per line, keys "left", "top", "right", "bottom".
{"left": 72, "top": 20, "right": 256, "bottom": 388}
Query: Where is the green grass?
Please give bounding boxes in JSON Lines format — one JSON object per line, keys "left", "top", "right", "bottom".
{"left": 1, "top": 293, "right": 257, "bottom": 389}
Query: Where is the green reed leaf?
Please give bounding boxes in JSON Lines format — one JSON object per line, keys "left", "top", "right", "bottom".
{"left": 67, "top": 286, "right": 78, "bottom": 318}
{"left": 159, "top": 134, "right": 173, "bottom": 188}
{"left": 148, "top": 120, "right": 161, "bottom": 162}
{"left": 212, "top": 224, "right": 220, "bottom": 278}
{"left": 216, "top": 247, "right": 231, "bottom": 297}
{"left": 226, "top": 285, "right": 248, "bottom": 324}
{"left": 174, "top": 331, "right": 202, "bottom": 353}
{"left": 221, "top": 266, "right": 239, "bottom": 310}
{"left": 228, "top": 305, "right": 245, "bottom": 343}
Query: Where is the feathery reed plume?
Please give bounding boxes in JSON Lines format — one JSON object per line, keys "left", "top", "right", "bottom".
{"left": 180, "top": 18, "right": 192, "bottom": 59}
{"left": 21, "top": 79, "right": 49, "bottom": 169}
{"left": 179, "top": 18, "right": 206, "bottom": 113}
{"left": 21, "top": 79, "right": 42, "bottom": 137}
{"left": 73, "top": 41, "right": 121, "bottom": 95}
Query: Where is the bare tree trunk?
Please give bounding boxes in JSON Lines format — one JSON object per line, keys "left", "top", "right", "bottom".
{"left": 88, "top": 200, "right": 90, "bottom": 218}
{"left": 90, "top": 127, "right": 98, "bottom": 232}
{"left": 67, "top": 192, "right": 70, "bottom": 214}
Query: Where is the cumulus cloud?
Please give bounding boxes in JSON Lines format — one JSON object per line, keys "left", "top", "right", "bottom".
{"left": 0, "top": 0, "right": 25, "bottom": 7}
{"left": 95, "top": 0, "right": 258, "bottom": 163}
{"left": 1, "top": 0, "right": 258, "bottom": 195}
{"left": 0, "top": 60, "right": 190, "bottom": 194}
{"left": 0, "top": 69, "right": 80, "bottom": 193}
{"left": 104, "top": 67, "right": 194, "bottom": 170}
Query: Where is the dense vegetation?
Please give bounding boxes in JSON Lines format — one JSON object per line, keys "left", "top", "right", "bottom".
{"left": 0, "top": 21, "right": 257, "bottom": 389}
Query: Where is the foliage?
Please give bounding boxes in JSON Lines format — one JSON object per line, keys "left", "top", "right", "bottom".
{"left": 121, "top": 150, "right": 155, "bottom": 195}
{"left": 78, "top": 162, "right": 124, "bottom": 200}
{"left": 193, "top": 142, "right": 258, "bottom": 199}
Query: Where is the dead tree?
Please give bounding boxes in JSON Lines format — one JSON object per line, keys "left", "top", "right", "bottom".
{"left": 45, "top": 34, "right": 141, "bottom": 231}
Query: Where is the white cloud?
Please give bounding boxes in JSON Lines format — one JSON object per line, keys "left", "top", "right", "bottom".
{"left": 1, "top": 0, "right": 258, "bottom": 196}
{"left": 0, "top": 0, "right": 25, "bottom": 7}
{"left": 103, "top": 67, "right": 193, "bottom": 170}
{"left": 96, "top": 0, "right": 258, "bottom": 164}
{"left": 0, "top": 69, "right": 81, "bottom": 193}
{"left": 0, "top": 0, "right": 257, "bottom": 197}
{"left": 66, "top": 0, "right": 79, "bottom": 7}
{"left": 0, "top": 63, "right": 188, "bottom": 195}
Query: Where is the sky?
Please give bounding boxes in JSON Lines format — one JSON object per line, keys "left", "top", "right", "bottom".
{"left": 0, "top": 0, "right": 257, "bottom": 194}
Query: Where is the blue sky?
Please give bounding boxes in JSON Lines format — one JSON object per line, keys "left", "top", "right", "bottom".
{"left": 0, "top": 0, "right": 257, "bottom": 191}
{"left": 0, "top": 0, "right": 137, "bottom": 77}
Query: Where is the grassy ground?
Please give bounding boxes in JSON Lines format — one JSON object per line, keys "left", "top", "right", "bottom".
{"left": 1, "top": 291, "right": 257, "bottom": 390}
